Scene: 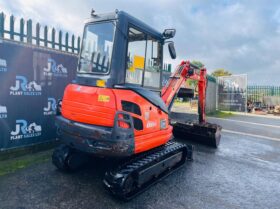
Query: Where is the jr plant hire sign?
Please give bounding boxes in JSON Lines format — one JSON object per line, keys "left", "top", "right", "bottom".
{"left": 217, "top": 74, "right": 247, "bottom": 112}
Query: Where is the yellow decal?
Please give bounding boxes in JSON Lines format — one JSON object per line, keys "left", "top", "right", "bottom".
{"left": 96, "top": 79, "right": 106, "bottom": 87}
{"left": 129, "top": 55, "right": 145, "bottom": 72}
{"left": 98, "top": 95, "right": 110, "bottom": 102}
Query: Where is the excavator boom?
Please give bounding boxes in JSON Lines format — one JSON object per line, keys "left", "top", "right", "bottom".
{"left": 161, "top": 60, "right": 207, "bottom": 123}
{"left": 161, "top": 60, "right": 222, "bottom": 147}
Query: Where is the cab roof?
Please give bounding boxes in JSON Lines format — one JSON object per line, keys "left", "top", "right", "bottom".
{"left": 85, "top": 10, "right": 165, "bottom": 42}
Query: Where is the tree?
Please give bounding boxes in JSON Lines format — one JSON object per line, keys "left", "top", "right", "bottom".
{"left": 191, "top": 60, "right": 204, "bottom": 68}
{"left": 211, "top": 69, "right": 232, "bottom": 77}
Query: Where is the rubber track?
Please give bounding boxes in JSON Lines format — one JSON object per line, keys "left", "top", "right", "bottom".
{"left": 103, "top": 141, "right": 192, "bottom": 200}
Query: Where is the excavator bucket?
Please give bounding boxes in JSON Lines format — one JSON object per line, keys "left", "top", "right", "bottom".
{"left": 172, "top": 121, "right": 222, "bottom": 148}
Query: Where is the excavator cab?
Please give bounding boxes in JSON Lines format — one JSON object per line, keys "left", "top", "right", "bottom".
{"left": 76, "top": 10, "right": 175, "bottom": 92}
{"left": 55, "top": 10, "right": 179, "bottom": 158}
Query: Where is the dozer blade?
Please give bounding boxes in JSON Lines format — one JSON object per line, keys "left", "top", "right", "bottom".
{"left": 103, "top": 141, "right": 193, "bottom": 200}
{"left": 172, "top": 121, "right": 222, "bottom": 148}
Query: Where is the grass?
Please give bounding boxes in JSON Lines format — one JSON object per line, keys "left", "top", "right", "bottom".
{"left": 174, "top": 101, "right": 190, "bottom": 106}
{"left": 0, "top": 150, "right": 52, "bottom": 176}
{"left": 173, "top": 100, "right": 198, "bottom": 110}
{"left": 207, "top": 110, "right": 234, "bottom": 118}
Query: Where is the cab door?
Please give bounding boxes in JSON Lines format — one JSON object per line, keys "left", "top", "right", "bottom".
{"left": 125, "top": 26, "right": 163, "bottom": 92}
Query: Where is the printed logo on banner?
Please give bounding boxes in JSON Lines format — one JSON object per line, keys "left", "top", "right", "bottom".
{"left": 10, "top": 120, "right": 42, "bottom": 140}
{"left": 10, "top": 76, "right": 42, "bottom": 96}
{"left": 43, "top": 58, "right": 68, "bottom": 77}
{"left": 0, "top": 58, "right": 7, "bottom": 72}
{"left": 44, "top": 98, "right": 57, "bottom": 115}
{"left": 0, "top": 105, "right": 7, "bottom": 118}
{"left": 223, "top": 79, "right": 240, "bottom": 92}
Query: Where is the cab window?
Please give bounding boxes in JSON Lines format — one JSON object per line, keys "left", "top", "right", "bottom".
{"left": 126, "top": 28, "right": 146, "bottom": 85}
{"left": 126, "top": 27, "right": 162, "bottom": 88}
{"left": 144, "top": 38, "right": 162, "bottom": 88}
{"left": 79, "top": 22, "right": 115, "bottom": 74}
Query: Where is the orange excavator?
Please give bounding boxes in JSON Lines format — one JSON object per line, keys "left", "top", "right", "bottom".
{"left": 52, "top": 10, "right": 221, "bottom": 200}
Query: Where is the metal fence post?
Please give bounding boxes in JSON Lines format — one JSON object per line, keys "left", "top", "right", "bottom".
{"left": 58, "top": 30, "right": 62, "bottom": 50}
{"left": 19, "top": 18, "right": 24, "bottom": 41}
{"left": 44, "top": 26, "right": 48, "bottom": 47}
{"left": 0, "top": 12, "right": 4, "bottom": 38}
{"left": 10, "top": 15, "right": 15, "bottom": 40}
{"left": 77, "top": 37, "right": 81, "bottom": 53}
{"left": 51, "top": 28, "right": 55, "bottom": 49}
{"left": 65, "top": 32, "right": 69, "bottom": 51}
{"left": 71, "top": 34, "right": 75, "bottom": 53}
{"left": 36, "top": 23, "right": 40, "bottom": 46}
{"left": 168, "top": 64, "right": 171, "bottom": 72}
{"left": 27, "top": 19, "right": 32, "bottom": 43}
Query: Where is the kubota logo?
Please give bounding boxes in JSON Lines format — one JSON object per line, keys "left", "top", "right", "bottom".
{"left": 10, "top": 76, "right": 42, "bottom": 96}
{"left": 0, "top": 58, "right": 7, "bottom": 72}
{"left": 0, "top": 105, "right": 7, "bottom": 119}
{"left": 43, "top": 58, "right": 68, "bottom": 77}
{"left": 44, "top": 98, "right": 57, "bottom": 115}
{"left": 146, "top": 121, "right": 157, "bottom": 128}
{"left": 10, "top": 120, "right": 42, "bottom": 140}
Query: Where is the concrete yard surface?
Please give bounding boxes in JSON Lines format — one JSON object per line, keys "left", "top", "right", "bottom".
{"left": 0, "top": 113, "right": 280, "bottom": 209}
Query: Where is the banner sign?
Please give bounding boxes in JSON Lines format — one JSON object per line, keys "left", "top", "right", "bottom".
{"left": 218, "top": 74, "right": 247, "bottom": 112}
{"left": 0, "top": 40, "right": 78, "bottom": 150}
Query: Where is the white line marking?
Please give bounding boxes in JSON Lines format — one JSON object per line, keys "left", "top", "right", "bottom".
{"left": 222, "top": 129, "right": 280, "bottom": 142}
{"left": 209, "top": 117, "right": 280, "bottom": 129}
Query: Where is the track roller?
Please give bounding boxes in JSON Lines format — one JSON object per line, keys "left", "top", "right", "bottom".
{"left": 103, "top": 141, "right": 193, "bottom": 200}
{"left": 52, "top": 144, "right": 90, "bottom": 172}
{"left": 172, "top": 121, "right": 222, "bottom": 148}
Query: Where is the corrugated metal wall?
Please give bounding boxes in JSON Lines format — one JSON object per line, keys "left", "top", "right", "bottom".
{"left": 206, "top": 79, "right": 217, "bottom": 113}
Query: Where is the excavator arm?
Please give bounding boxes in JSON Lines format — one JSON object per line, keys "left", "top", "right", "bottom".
{"left": 161, "top": 60, "right": 222, "bottom": 148}
{"left": 161, "top": 60, "right": 207, "bottom": 123}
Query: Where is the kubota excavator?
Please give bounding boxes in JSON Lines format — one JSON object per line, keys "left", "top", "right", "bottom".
{"left": 52, "top": 10, "right": 221, "bottom": 200}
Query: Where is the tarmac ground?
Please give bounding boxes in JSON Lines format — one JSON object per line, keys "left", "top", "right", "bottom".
{"left": 0, "top": 112, "right": 280, "bottom": 209}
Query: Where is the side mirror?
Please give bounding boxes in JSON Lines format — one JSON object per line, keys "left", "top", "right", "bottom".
{"left": 168, "top": 42, "right": 176, "bottom": 59}
{"left": 163, "top": 29, "right": 176, "bottom": 39}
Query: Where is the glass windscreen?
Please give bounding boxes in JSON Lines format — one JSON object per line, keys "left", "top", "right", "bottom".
{"left": 78, "top": 22, "right": 115, "bottom": 74}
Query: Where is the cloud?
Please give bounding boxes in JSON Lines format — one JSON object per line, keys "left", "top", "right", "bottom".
{"left": 0, "top": 0, "right": 279, "bottom": 84}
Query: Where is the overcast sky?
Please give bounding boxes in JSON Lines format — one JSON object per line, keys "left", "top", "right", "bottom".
{"left": 1, "top": 0, "right": 280, "bottom": 85}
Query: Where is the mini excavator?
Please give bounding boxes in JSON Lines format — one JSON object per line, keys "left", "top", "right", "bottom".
{"left": 52, "top": 10, "right": 222, "bottom": 200}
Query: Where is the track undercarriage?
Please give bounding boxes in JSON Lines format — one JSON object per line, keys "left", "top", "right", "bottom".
{"left": 104, "top": 141, "right": 193, "bottom": 200}
{"left": 52, "top": 141, "right": 193, "bottom": 200}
